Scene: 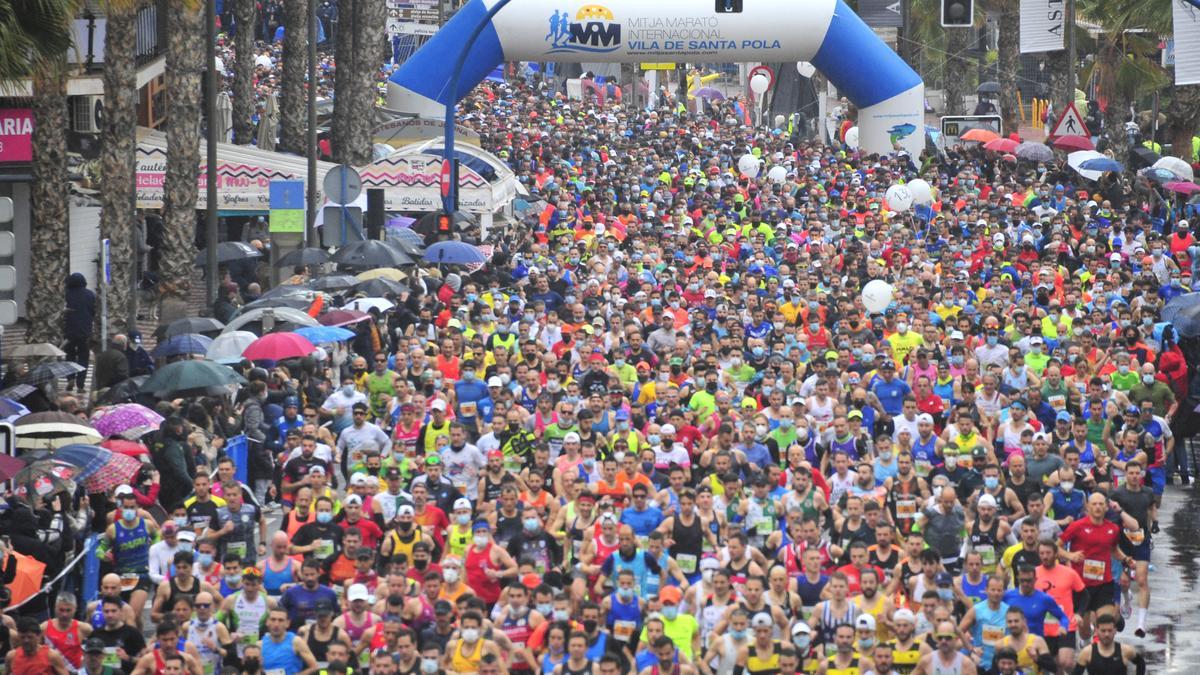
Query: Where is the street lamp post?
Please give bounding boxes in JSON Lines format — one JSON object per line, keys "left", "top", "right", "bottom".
{"left": 441, "top": 0, "right": 514, "bottom": 216}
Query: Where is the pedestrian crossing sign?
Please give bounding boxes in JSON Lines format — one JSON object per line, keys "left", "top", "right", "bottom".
{"left": 1049, "top": 101, "right": 1090, "bottom": 138}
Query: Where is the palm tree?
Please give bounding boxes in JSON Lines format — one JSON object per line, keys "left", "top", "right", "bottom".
{"left": 992, "top": 0, "right": 1019, "bottom": 133}
{"left": 98, "top": 0, "right": 141, "bottom": 336}
{"left": 159, "top": 0, "right": 203, "bottom": 328}
{"left": 331, "top": 0, "right": 384, "bottom": 165}
{"left": 1, "top": 0, "right": 79, "bottom": 345}
{"left": 277, "top": 0, "right": 308, "bottom": 154}
{"left": 1164, "top": 85, "right": 1200, "bottom": 162}
{"left": 231, "top": 0, "right": 257, "bottom": 144}
{"left": 1077, "top": 0, "right": 1170, "bottom": 158}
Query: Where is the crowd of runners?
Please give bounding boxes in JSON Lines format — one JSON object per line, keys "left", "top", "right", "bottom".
{"left": 6, "top": 74, "right": 1197, "bottom": 675}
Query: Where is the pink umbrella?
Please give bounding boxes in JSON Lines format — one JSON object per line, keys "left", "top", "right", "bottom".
{"left": 242, "top": 332, "right": 317, "bottom": 361}
{"left": 90, "top": 404, "right": 164, "bottom": 440}
{"left": 983, "top": 138, "right": 1018, "bottom": 153}
{"left": 82, "top": 452, "right": 142, "bottom": 494}
{"left": 1052, "top": 134, "right": 1094, "bottom": 152}
{"left": 100, "top": 439, "right": 150, "bottom": 457}
{"left": 318, "top": 309, "right": 371, "bottom": 327}
{"left": 1165, "top": 181, "right": 1200, "bottom": 195}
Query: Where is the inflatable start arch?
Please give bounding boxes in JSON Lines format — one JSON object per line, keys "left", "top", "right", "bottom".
{"left": 388, "top": 0, "right": 924, "bottom": 156}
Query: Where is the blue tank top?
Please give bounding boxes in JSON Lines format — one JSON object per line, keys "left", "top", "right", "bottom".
{"left": 972, "top": 600, "right": 1008, "bottom": 670}
{"left": 802, "top": 436, "right": 819, "bottom": 465}
{"left": 933, "top": 378, "right": 956, "bottom": 407}
{"left": 796, "top": 573, "right": 828, "bottom": 609}
{"left": 1069, "top": 439, "right": 1096, "bottom": 470}
{"left": 591, "top": 412, "right": 612, "bottom": 435}
{"left": 829, "top": 436, "right": 859, "bottom": 461}
{"left": 114, "top": 518, "right": 150, "bottom": 575}
{"left": 1050, "top": 488, "right": 1084, "bottom": 521}
{"left": 541, "top": 652, "right": 566, "bottom": 675}
{"left": 263, "top": 632, "right": 303, "bottom": 675}
{"left": 643, "top": 551, "right": 669, "bottom": 598}
{"left": 610, "top": 551, "right": 651, "bottom": 598}
{"left": 912, "top": 435, "right": 939, "bottom": 468}
{"left": 961, "top": 574, "right": 988, "bottom": 603}
{"left": 519, "top": 388, "right": 538, "bottom": 414}
{"left": 262, "top": 559, "right": 294, "bottom": 596}
{"left": 606, "top": 592, "right": 642, "bottom": 644}
{"left": 585, "top": 632, "right": 609, "bottom": 661}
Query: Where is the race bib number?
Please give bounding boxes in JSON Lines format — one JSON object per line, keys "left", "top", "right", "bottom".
{"left": 460, "top": 401, "right": 478, "bottom": 417}
{"left": 677, "top": 553, "right": 698, "bottom": 574}
{"left": 895, "top": 499, "right": 917, "bottom": 519}
{"left": 227, "top": 541, "right": 248, "bottom": 559}
{"left": 1082, "top": 558, "right": 1106, "bottom": 581}
{"left": 120, "top": 574, "right": 139, "bottom": 591}
{"left": 314, "top": 539, "right": 335, "bottom": 560}
{"left": 981, "top": 625, "right": 1004, "bottom": 645}
{"left": 975, "top": 544, "right": 996, "bottom": 567}
{"left": 103, "top": 647, "right": 121, "bottom": 668}
{"left": 756, "top": 517, "right": 774, "bottom": 535}
{"left": 914, "top": 460, "right": 932, "bottom": 478}
{"left": 266, "top": 669, "right": 287, "bottom": 675}
{"left": 1047, "top": 394, "right": 1067, "bottom": 410}
{"left": 1125, "top": 528, "right": 1145, "bottom": 545}
{"left": 613, "top": 620, "right": 637, "bottom": 642}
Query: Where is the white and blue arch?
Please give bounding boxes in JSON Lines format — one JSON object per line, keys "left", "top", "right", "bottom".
{"left": 388, "top": 0, "right": 924, "bottom": 156}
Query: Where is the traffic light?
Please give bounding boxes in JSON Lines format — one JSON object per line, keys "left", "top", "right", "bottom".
{"left": 436, "top": 212, "right": 453, "bottom": 233}
{"left": 941, "top": 0, "right": 973, "bottom": 27}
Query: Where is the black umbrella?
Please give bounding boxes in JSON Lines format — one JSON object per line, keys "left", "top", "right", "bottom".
{"left": 194, "top": 241, "right": 263, "bottom": 265}
{"left": 23, "top": 361, "right": 85, "bottom": 386}
{"left": 332, "top": 240, "right": 415, "bottom": 268}
{"left": 356, "top": 277, "right": 406, "bottom": 296}
{"left": 306, "top": 274, "right": 361, "bottom": 291}
{"left": 166, "top": 317, "right": 225, "bottom": 338}
{"left": 1129, "top": 146, "right": 1160, "bottom": 170}
{"left": 275, "top": 247, "right": 332, "bottom": 268}
{"left": 258, "top": 283, "right": 311, "bottom": 301}
{"left": 976, "top": 81, "right": 1000, "bottom": 95}
{"left": 96, "top": 376, "right": 152, "bottom": 404}
{"left": 240, "top": 295, "right": 314, "bottom": 313}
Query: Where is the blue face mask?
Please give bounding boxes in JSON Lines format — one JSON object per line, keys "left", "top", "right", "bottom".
{"left": 662, "top": 606, "right": 679, "bottom": 620}
{"left": 317, "top": 511, "right": 333, "bottom": 524}
{"left": 121, "top": 508, "right": 137, "bottom": 522}
{"left": 524, "top": 518, "right": 540, "bottom": 532}
{"left": 731, "top": 628, "right": 748, "bottom": 640}
{"left": 984, "top": 476, "right": 999, "bottom": 489}
{"left": 987, "top": 336, "right": 998, "bottom": 346}
{"left": 198, "top": 553, "right": 214, "bottom": 567}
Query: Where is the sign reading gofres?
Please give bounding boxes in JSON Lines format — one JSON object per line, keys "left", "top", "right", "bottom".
{"left": 503, "top": 0, "right": 829, "bottom": 62}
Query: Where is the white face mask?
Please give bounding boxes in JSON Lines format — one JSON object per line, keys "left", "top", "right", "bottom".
{"left": 461, "top": 628, "right": 480, "bottom": 644}
{"left": 443, "top": 569, "right": 459, "bottom": 584}
{"left": 473, "top": 534, "right": 489, "bottom": 548}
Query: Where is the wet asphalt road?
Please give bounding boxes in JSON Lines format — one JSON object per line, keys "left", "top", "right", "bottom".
{"left": 1137, "top": 480, "right": 1200, "bottom": 672}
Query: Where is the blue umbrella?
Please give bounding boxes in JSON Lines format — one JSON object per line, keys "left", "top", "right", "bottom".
{"left": 294, "top": 325, "right": 357, "bottom": 344}
{"left": 423, "top": 241, "right": 487, "bottom": 265}
{"left": 1173, "top": 302, "right": 1200, "bottom": 338}
{"left": 1162, "top": 291, "right": 1200, "bottom": 324}
{"left": 152, "top": 333, "right": 214, "bottom": 358}
{"left": 24, "top": 444, "right": 113, "bottom": 481}
{"left": 0, "top": 397, "right": 28, "bottom": 421}
{"left": 1079, "top": 157, "right": 1124, "bottom": 173}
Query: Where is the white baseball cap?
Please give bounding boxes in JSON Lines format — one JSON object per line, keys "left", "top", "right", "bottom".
{"left": 977, "top": 493, "right": 998, "bottom": 509}
{"left": 347, "top": 584, "right": 370, "bottom": 601}
{"left": 430, "top": 399, "right": 447, "bottom": 411}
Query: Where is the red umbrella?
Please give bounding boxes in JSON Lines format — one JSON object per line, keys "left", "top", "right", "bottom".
{"left": 983, "top": 138, "right": 1019, "bottom": 153}
{"left": 961, "top": 128, "right": 999, "bottom": 143}
{"left": 318, "top": 309, "right": 371, "bottom": 327}
{"left": 100, "top": 439, "right": 150, "bottom": 457}
{"left": 1165, "top": 181, "right": 1200, "bottom": 195}
{"left": 1052, "top": 135, "right": 1094, "bottom": 152}
{"left": 242, "top": 332, "right": 317, "bottom": 361}
{"left": 0, "top": 453, "right": 23, "bottom": 481}
{"left": 1001, "top": 154, "right": 1017, "bottom": 163}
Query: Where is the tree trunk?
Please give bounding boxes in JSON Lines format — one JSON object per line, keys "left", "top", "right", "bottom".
{"left": 332, "top": 0, "right": 383, "bottom": 165}
{"left": 943, "top": 27, "right": 970, "bottom": 116}
{"left": 160, "top": 0, "right": 203, "bottom": 328}
{"left": 98, "top": 3, "right": 140, "bottom": 336}
{"left": 1097, "top": 38, "right": 1130, "bottom": 159}
{"left": 232, "top": 0, "right": 258, "bottom": 144}
{"left": 996, "top": 0, "right": 1020, "bottom": 134}
{"left": 1165, "top": 84, "right": 1200, "bottom": 162}
{"left": 26, "top": 57, "right": 70, "bottom": 346}
{"left": 278, "top": 0, "right": 308, "bottom": 154}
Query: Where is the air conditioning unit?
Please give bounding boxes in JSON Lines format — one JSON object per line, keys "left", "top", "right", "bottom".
{"left": 72, "top": 95, "right": 105, "bottom": 134}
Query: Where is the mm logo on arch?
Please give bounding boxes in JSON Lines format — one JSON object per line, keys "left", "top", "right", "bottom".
{"left": 546, "top": 5, "right": 622, "bottom": 54}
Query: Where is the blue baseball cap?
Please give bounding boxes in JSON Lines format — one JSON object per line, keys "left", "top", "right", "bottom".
{"left": 1055, "top": 411, "right": 1073, "bottom": 423}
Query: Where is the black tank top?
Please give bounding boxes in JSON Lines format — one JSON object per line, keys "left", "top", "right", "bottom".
{"left": 495, "top": 508, "right": 523, "bottom": 546}
{"left": 969, "top": 517, "right": 1000, "bottom": 550}
{"left": 1086, "top": 642, "right": 1129, "bottom": 675}
{"left": 166, "top": 577, "right": 200, "bottom": 613}
{"left": 670, "top": 513, "right": 703, "bottom": 557}
{"left": 563, "top": 659, "right": 595, "bottom": 675}
{"left": 305, "top": 625, "right": 342, "bottom": 664}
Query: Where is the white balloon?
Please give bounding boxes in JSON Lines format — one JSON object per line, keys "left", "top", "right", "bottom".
{"left": 767, "top": 166, "right": 788, "bottom": 183}
{"left": 907, "top": 178, "right": 934, "bottom": 206}
{"left": 885, "top": 184, "right": 914, "bottom": 212}
{"left": 749, "top": 72, "right": 770, "bottom": 95}
{"left": 796, "top": 61, "right": 816, "bottom": 78}
{"left": 861, "top": 279, "right": 894, "bottom": 314}
{"left": 844, "top": 126, "right": 859, "bottom": 150}
{"left": 738, "top": 154, "right": 760, "bottom": 178}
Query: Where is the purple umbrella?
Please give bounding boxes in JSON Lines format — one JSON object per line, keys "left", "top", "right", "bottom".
{"left": 90, "top": 403, "right": 165, "bottom": 440}
{"left": 387, "top": 216, "right": 416, "bottom": 229}
{"left": 693, "top": 87, "right": 725, "bottom": 101}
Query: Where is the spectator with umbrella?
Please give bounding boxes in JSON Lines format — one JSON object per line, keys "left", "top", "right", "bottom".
{"left": 148, "top": 417, "right": 196, "bottom": 512}
{"left": 213, "top": 282, "right": 243, "bottom": 325}
{"left": 94, "top": 335, "right": 131, "bottom": 391}
{"left": 63, "top": 273, "right": 96, "bottom": 393}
